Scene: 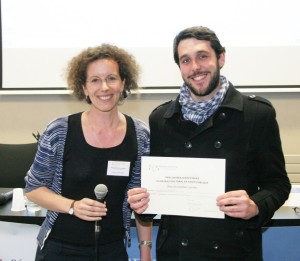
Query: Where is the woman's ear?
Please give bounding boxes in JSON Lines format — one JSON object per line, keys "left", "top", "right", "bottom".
{"left": 82, "top": 84, "right": 88, "bottom": 96}
{"left": 121, "top": 79, "right": 126, "bottom": 92}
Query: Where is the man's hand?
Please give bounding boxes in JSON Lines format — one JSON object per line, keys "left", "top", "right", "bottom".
{"left": 216, "top": 190, "right": 259, "bottom": 220}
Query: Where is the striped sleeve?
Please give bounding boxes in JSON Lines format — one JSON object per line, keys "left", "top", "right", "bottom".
{"left": 122, "top": 117, "right": 150, "bottom": 244}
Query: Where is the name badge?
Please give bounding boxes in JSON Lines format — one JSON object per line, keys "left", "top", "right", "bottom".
{"left": 107, "top": 161, "right": 130, "bottom": 177}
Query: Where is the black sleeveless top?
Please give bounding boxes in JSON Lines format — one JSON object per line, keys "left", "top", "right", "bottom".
{"left": 49, "top": 112, "right": 137, "bottom": 245}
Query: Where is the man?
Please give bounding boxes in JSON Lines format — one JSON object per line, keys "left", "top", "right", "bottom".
{"left": 128, "top": 26, "right": 291, "bottom": 260}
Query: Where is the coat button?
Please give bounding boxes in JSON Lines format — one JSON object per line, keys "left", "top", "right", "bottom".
{"left": 218, "top": 112, "right": 226, "bottom": 120}
{"left": 214, "top": 141, "right": 222, "bottom": 149}
{"left": 185, "top": 141, "right": 192, "bottom": 149}
{"left": 162, "top": 229, "right": 168, "bottom": 237}
{"left": 212, "top": 241, "right": 219, "bottom": 250}
{"left": 235, "top": 230, "right": 244, "bottom": 237}
{"left": 181, "top": 239, "right": 189, "bottom": 247}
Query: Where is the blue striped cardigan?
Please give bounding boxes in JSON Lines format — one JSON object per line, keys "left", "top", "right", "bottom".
{"left": 25, "top": 114, "right": 150, "bottom": 249}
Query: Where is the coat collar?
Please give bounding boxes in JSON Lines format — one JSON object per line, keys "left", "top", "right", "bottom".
{"left": 163, "top": 82, "right": 244, "bottom": 119}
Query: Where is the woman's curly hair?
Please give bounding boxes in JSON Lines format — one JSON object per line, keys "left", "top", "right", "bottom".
{"left": 65, "top": 43, "right": 140, "bottom": 103}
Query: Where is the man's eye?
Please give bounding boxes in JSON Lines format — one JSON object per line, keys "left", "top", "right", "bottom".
{"left": 181, "top": 58, "right": 189, "bottom": 64}
{"left": 199, "top": 54, "right": 208, "bottom": 59}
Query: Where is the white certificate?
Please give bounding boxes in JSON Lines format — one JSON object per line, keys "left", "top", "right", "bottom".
{"left": 284, "top": 184, "right": 300, "bottom": 207}
{"left": 141, "top": 156, "right": 225, "bottom": 219}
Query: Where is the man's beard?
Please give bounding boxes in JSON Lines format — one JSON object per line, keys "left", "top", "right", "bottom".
{"left": 184, "top": 65, "right": 221, "bottom": 98}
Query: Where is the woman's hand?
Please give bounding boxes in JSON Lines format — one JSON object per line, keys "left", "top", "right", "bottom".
{"left": 127, "top": 188, "right": 150, "bottom": 214}
{"left": 73, "top": 198, "right": 107, "bottom": 221}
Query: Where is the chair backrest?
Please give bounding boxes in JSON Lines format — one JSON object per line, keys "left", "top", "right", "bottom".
{"left": 0, "top": 143, "right": 38, "bottom": 188}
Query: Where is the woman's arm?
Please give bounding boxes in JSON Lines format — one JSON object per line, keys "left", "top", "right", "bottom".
{"left": 26, "top": 186, "right": 107, "bottom": 221}
{"left": 135, "top": 212, "right": 152, "bottom": 261}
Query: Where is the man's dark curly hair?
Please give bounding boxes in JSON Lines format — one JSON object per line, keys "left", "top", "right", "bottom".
{"left": 173, "top": 26, "right": 226, "bottom": 66}
{"left": 66, "top": 43, "right": 140, "bottom": 103}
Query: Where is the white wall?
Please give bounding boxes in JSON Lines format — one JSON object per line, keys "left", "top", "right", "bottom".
{"left": 1, "top": 0, "right": 299, "bottom": 182}
{"left": 0, "top": 91, "right": 299, "bottom": 153}
{"left": 2, "top": 0, "right": 300, "bottom": 88}
{"left": 3, "top": 46, "right": 300, "bottom": 89}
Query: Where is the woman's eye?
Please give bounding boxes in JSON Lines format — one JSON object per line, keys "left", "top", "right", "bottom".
{"left": 108, "top": 76, "right": 117, "bottom": 81}
{"left": 91, "top": 78, "right": 100, "bottom": 83}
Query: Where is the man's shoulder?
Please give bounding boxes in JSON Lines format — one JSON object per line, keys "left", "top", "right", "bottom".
{"left": 151, "top": 100, "right": 174, "bottom": 114}
{"left": 245, "top": 94, "right": 273, "bottom": 108}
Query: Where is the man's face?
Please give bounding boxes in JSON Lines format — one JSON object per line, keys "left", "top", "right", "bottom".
{"left": 177, "top": 38, "right": 225, "bottom": 101}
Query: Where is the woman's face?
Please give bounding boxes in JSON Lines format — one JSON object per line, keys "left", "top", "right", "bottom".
{"left": 83, "top": 58, "right": 125, "bottom": 113}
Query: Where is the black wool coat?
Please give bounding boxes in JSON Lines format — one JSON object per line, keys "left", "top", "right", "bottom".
{"left": 149, "top": 84, "right": 291, "bottom": 261}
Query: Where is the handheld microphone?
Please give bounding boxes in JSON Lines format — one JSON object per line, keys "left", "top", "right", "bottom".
{"left": 0, "top": 190, "right": 13, "bottom": 205}
{"left": 94, "top": 184, "right": 108, "bottom": 239}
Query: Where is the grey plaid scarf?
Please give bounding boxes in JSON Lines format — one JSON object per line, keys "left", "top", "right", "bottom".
{"left": 179, "top": 75, "right": 229, "bottom": 125}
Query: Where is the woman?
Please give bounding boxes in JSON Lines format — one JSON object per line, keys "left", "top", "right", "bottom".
{"left": 25, "top": 44, "right": 152, "bottom": 261}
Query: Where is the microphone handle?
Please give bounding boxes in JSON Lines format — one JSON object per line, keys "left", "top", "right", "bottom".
{"left": 0, "top": 190, "right": 13, "bottom": 205}
{"left": 97, "top": 198, "right": 105, "bottom": 203}
{"left": 95, "top": 220, "right": 101, "bottom": 233}
{"left": 95, "top": 220, "right": 101, "bottom": 241}
{"left": 95, "top": 197, "right": 105, "bottom": 240}
{"left": 4, "top": 190, "right": 13, "bottom": 199}
{"left": 95, "top": 199, "right": 103, "bottom": 240}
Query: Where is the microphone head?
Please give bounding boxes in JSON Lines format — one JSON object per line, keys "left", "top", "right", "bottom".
{"left": 94, "top": 184, "right": 108, "bottom": 200}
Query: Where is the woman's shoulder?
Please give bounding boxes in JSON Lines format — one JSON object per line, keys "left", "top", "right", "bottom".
{"left": 45, "top": 116, "right": 67, "bottom": 131}
{"left": 43, "top": 115, "right": 72, "bottom": 138}
{"left": 130, "top": 117, "right": 149, "bottom": 133}
{"left": 46, "top": 112, "right": 83, "bottom": 129}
